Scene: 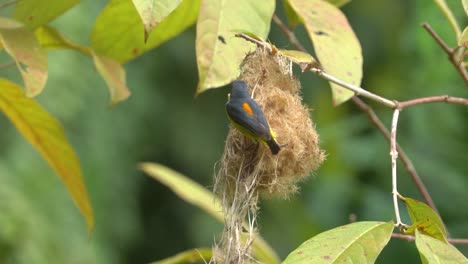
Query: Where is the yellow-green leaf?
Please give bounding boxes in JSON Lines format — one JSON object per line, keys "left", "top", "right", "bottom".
{"left": 326, "top": 0, "right": 351, "bottom": 7}
{"left": 139, "top": 162, "right": 281, "bottom": 264}
{"left": 131, "top": 0, "right": 183, "bottom": 42}
{"left": 283, "top": 221, "right": 394, "bottom": 264}
{"left": 0, "top": 79, "right": 94, "bottom": 232}
{"left": 0, "top": 17, "right": 47, "bottom": 97}
{"left": 35, "top": 26, "right": 91, "bottom": 55}
{"left": 92, "top": 0, "right": 200, "bottom": 63}
{"left": 278, "top": 49, "right": 320, "bottom": 71}
{"left": 464, "top": 0, "right": 468, "bottom": 15}
{"left": 288, "top": 0, "right": 363, "bottom": 105}
{"left": 459, "top": 27, "right": 468, "bottom": 47}
{"left": 14, "top": 0, "right": 80, "bottom": 29}
{"left": 196, "top": 0, "right": 275, "bottom": 94}
{"left": 149, "top": 248, "right": 212, "bottom": 264}
{"left": 403, "top": 197, "right": 447, "bottom": 242}
{"left": 92, "top": 52, "right": 131, "bottom": 105}
{"left": 415, "top": 229, "right": 468, "bottom": 264}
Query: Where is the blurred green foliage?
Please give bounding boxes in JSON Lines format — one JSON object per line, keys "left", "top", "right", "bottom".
{"left": 0, "top": 0, "right": 467, "bottom": 263}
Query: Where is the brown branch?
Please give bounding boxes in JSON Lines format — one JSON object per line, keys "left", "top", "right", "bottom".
{"left": 272, "top": 14, "right": 307, "bottom": 52}
{"left": 392, "top": 233, "right": 468, "bottom": 245}
{"left": 399, "top": 95, "right": 468, "bottom": 109}
{"left": 351, "top": 97, "right": 439, "bottom": 215}
{"left": 422, "top": 23, "right": 468, "bottom": 86}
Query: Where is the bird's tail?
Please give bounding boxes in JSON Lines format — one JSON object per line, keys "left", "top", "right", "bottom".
{"left": 266, "top": 138, "right": 281, "bottom": 155}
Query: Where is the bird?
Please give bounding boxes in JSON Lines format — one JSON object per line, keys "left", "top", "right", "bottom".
{"left": 226, "top": 80, "right": 281, "bottom": 155}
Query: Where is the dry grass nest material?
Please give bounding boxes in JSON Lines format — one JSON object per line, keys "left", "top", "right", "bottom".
{"left": 217, "top": 49, "right": 325, "bottom": 199}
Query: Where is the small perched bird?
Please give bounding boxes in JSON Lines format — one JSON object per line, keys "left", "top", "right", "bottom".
{"left": 226, "top": 80, "right": 281, "bottom": 155}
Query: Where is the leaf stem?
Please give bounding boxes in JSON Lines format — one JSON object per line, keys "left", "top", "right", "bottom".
{"left": 433, "top": 0, "right": 462, "bottom": 40}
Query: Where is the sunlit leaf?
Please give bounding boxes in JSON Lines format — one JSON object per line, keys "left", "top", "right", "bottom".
{"left": 326, "top": 0, "right": 351, "bottom": 7}
{"left": 282, "top": 0, "right": 301, "bottom": 28}
{"left": 139, "top": 162, "right": 281, "bottom": 264}
{"left": 35, "top": 26, "right": 91, "bottom": 55}
{"left": 131, "top": 0, "right": 182, "bottom": 41}
{"left": 92, "top": 52, "right": 131, "bottom": 105}
{"left": 464, "top": 0, "right": 468, "bottom": 16}
{"left": 288, "top": 0, "right": 363, "bottom": 105}
{"left": 196, "top": 0, "right": 275, "bottom": 94}
{"left": 459, "top": 27, "right": 468, "bottom": 47}
{"left": 282, "top": 221, "right": 394, "bottom": 264}
{"left": 14, "top": 0, "right": 80, "bottom": 29}
{"left": 278, "top": 49, "right": 320, "bottom": 71}
{"left": 92, "top": 0, "right": 200, "bottom": 63}
{"left": 0, "top": 79, "right": 94, "bottom": 233}
{"left": 0, "top": 17, "right": 47, "bottom": 97}
{"left": 415, "top": 229, "right": 468, "bottom": 264}
{"left": 149, "top": 248, "right": 212, "bottom": 264}
{"left": 402, "top": 197, "right": 447, "bottom": 242}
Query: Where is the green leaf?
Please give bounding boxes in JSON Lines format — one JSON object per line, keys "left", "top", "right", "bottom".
{"left": 288, "top": 0, "right": 363, "bottom": 105}
{"left": 463, "top": 0, "right": 468, "bottom": 15}
{"left": 149, "top": 248, "right": 212, "bottom": 264}
{"left": 131, "top": 0, "right": 182, "bottom": 42}
{"left": 278, "top": 49, "right": 320, "bottom": 71}
{"left": 415, "top": 229, "right": 468, "bottom": 264}
{"left": 0, "top": 79, "right": 94, "bottom": 233}
{"left": 282, "top": 0, "right": 301, "bottom": 28}
{"left": 92, "top": 0, "right": 200, "bottom": 63}
{"left": 403, "top": 197, "right": 447, "bottom": 242}
{"left": 13, "top": 0, "right": 80, "bottom": 29}
{"left": 92, "top": 52, "right": 131, "bottom": 105}
{"left": 139, "top": 162, "right": 281, "bottom": 264}
{"left": 35, "top": 26, "right": 91, "bottom": 55}
{"left": 0, "top": 17, "right": 47, "bottom": 97}
{"left": 326, "top": 0, "right": 351, "bottom": 7}
{"left": 459, "top": 27, "right": 468, "bottom": 47}
{"left": 196, "top": 0, "right": 275, "bottom": 94}
{"left": 282, "top": 221, "right": 394, "bottom": 264}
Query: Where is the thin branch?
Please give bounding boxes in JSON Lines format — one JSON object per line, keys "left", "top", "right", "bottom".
{"left": 390, "top": 109, "right": 406, "bottom": 228}
{"left": 392, "top": 233, "right": 468, "bottom": 245}
{"left": 272, "top": 14, "right": 307, "bottom": 52}
{"left": 0, "top": 61, "right": 16, "bottom": 70}
{"left": 399, "top": 95, "right": 468, "bottom": 109}
{"left": 422, "top": 23, "right": 468, "bottom": 86}
{"left": 351, "top": 97, "right": 439, "bottom": 213}
{"left": 0, "top": 0, "right": 17, "bottom": 9}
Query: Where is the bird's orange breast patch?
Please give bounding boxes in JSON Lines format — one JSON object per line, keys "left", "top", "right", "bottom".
{"left": 242, "top": 102, "right": 254, "bottom": 116}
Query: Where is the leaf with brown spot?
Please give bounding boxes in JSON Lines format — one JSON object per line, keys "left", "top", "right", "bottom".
{"left": 0, "top": 79, "right": 94, "bottom": 233}
{"left": 14, "top": 0, "right": 80, "bottom": 29}
{"left": 0, "top": 17, "right": 47, "bottom": 97}
{"left": 288, "top": 0, "right": 363, "bottom": 105}
{"left": 415, "top": 229, "right": 468, "bottom": 264}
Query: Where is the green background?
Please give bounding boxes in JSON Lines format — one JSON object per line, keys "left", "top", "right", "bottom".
{"left": 0, "top": 0, "right": 467, "bottom": 263}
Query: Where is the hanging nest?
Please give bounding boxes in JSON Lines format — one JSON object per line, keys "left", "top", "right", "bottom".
{"left": 212, "top": 48, "right": 325, "bottom": 264}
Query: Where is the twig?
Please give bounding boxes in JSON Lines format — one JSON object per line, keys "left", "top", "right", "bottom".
{"left": 422, "top": 23, "right": 468, "bottom": 86}
{"left": 390, "top": 109, "right": 406, "bottom": 228}
{"left": 0, "top": 61, "right": 16, "bottom": 70}
{"left": 351, "top": 97, "right": 439, "bottom": 214}
{"left": 272, "top": 14, "right": 307, "bottom": 52}
{"left": 0, "top": 0, "right": 17, "bottom": 9}
{"left": 392, "top": 233, "right": 468, "bottom": 245}
{"left": 399, "top": 95, "right": 468, "bottom": 109}
{"left": 310, "top": 68, "right": 396, "bottom": 107}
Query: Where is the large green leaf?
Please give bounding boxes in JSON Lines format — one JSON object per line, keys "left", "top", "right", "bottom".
{"left": 0, "top": 79, "right": 94, "bottom": 233}
{"left": 13, "top": 0, "right": 80, "bottom": 29}
{"left": 195, "top": 0, "right": 275, "bottom": 94}
{"left": 288, "top": 0, "right": 363, "bottom": 105}
{"left": 415, "top": 229, "right": 468, "bottom": 264}
{"left": 403, "top": 197, "right": 447, "bottom": 242}
{"left": 282, "top": 221, "right": 394, "bottom": 264}
{"left": 149, "top": 248, "right": 212, "bottom": 264}
{"left": 92, "top": 0, "right": 200, "bottom": 63}
{"left": 0, "top": 17, "right": 47, "bottom": 97}
{"left": 139, "top": 162, "right": 281, "bottom": 264}
{"left": 35, "top": 25, "right": 90, "bottom": 55}
{"left": 131, "top": 0, "right": 182, "bottom": 41}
